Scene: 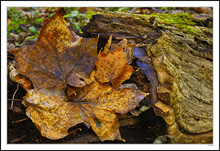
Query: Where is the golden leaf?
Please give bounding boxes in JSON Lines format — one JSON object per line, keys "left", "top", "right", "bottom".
{"left": 22, "top": 81, "right": 146, "bottom": 141}
{"left": 95, "top": 47, "right": 135, "bottom": 88}
{"left": 67, "top": 81, "right": 146, "bottom": 141}
{"left": 23, "top": 89, "right": 87, "bottom": 140}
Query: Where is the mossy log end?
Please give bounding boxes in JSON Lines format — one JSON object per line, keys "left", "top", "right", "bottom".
{"left": 82, "top": 12, "right": 213, "bottom": 143}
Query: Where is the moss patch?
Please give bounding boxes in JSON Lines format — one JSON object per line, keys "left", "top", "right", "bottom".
{"left": 151, "top": 13, "right": 196, "bottom": 26}
{"left": 150, "top": 13, "right": 198, "bottom": 34}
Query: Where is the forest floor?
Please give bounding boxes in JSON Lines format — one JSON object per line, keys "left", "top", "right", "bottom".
{"left": 7, "top": 7, "right": 212, "bottom": 144}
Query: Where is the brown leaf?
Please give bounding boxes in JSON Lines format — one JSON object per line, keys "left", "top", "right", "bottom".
{"left": 110, "top": 39, "right": 134, "bottom": 64}
{"left": 69, "top": 29, "right": 80, "bottom": 42}
{"left": 109, "top": 38, "right": 127, "bottom": 53}
{"left": 102, "top": 35, "right": 133, "bottom": 64}
{"left": 67, "top": 81, "right": 146, "bottom": 141}
{"left": 10, "top": 9, "right": 146, "bottom": 142}
{"left": 23, "top": 81, "right": 146, "bottom": 141}
{"left": 23, "top": 89, "right": 88, "bottom": 140}
{"left": 84, "top": 116, "right": 121, "bottom": 141}
{"left": 102, "top": 34, "right": 112, "bottom": 53}
{"left": 95, "top": 47, "right": 135, "bottom": 88}
{"left": 11, "top": 10, "right": 98, "bottom": 90}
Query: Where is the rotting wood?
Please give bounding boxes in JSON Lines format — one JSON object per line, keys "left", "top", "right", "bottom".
{"left": 82, "top": 12, "right": 213, "bottom": 143}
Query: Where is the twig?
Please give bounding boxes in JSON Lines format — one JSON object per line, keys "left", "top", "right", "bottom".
{"left": 13, "top": 117, "right": 29, "bottom": 124}
{"left": 8, "top": 56, "right": 15, "bottom": 59}
{"left": 67, "top": 128, "right": 81, "bottom": 136}
{"left": 10, "top": 84, "right": 19, "bottom": 110}
{"left": 10, "top": 135, "right": 27, "bottom": 143}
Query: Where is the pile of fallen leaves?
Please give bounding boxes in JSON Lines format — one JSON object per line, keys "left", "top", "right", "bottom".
{"left": 9, "top": 9, "right": 146, "bottom": 141}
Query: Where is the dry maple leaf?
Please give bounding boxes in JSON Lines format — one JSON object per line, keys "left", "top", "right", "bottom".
{"left": 95, "top": 47, "right": 134, "bottom": 88}
{"left": 31, "top": 81, "right": 146, "bottom": 141}
{"left": 23, "top": 89, "right": 88, "bottom": 139}
{"left": 11, "top": 9, "right": 98, "bottom": 90}
{"left": 23, "top": 81, "right": 146, "bottom": 141}
{"left": 10, "top": 9, "right": 146, "bottom": 141}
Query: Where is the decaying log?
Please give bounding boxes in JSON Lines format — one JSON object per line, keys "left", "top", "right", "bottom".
{"left": 82, "top": 12, "right": 213, "bottom": 143}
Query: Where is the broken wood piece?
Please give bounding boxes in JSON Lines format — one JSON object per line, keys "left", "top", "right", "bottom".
{"left": 154, "top": 101, "right": 175, "bottom": 126}
{"left": 119, "top": 116, "right": 141, "bottom": 127}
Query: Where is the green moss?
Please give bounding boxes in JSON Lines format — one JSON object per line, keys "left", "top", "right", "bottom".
{"left": 128, "top": 12, "right": 198, "bottom": 34}
{"left": 150, "top": 13, "right": 197, "bottom": 34}
{"left": 208, "top": 21, "right": 212, "bottom": 28}
{"left": 24, "top": 35, "right": 38, "bottom": 41}
{"left": 86, "top": 11, "right": 103, "bottom": 20}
